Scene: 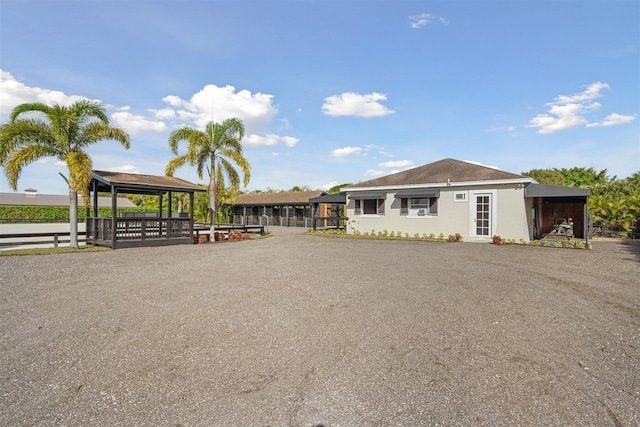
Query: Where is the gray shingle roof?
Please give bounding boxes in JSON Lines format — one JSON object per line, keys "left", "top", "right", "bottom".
{"left": 92, "top": 170, "right": 206, "bottom": 193}
{"left": 232, "top": 190, "right": 325, "bottom": 206}
{"left": 346, "top": 158, "right": 526, "bottom": 188}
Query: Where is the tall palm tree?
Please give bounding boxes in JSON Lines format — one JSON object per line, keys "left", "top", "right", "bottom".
{"left": 165, "top": 118, "right": 251, "bottom": 234}
{"left": 0, "top": 100, "right": 130, "bottom": 248}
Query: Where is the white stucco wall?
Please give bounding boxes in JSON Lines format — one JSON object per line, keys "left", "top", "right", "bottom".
{"left": 346, "top": 184, "right": 533, "bottom": 242}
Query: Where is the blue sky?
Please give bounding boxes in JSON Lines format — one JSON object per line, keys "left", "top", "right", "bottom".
{"left": 1, "top": 0, "right": 638, "bottom": 195}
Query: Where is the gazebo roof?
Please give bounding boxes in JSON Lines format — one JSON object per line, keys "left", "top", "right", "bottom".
{"left": 92, "top": 171, "right": 206, "bottom": 195}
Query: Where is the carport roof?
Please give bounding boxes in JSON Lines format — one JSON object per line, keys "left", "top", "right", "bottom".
{"left": 524, "top": 183, "right": 590, "bottom": 198}
{"left": 309, "top": 192, "right": 346, "bottom": 204}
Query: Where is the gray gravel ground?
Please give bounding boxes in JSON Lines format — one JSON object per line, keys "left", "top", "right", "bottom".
{"left": 1, "top": 227, "right": 639, "bottom": 426}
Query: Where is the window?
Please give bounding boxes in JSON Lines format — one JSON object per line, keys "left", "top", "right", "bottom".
{"left": 400, "top": 197, "right": 438, "bottom": 216}
{"left": 454, "top": 191, "right": 467, "bottom": 202}
{"left": 355, "top": 198, "right": 384, "bottom": 215}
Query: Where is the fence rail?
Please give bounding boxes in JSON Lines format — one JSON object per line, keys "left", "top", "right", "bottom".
{"left": 0, "top": 231, "right": 87, "bottom": 248}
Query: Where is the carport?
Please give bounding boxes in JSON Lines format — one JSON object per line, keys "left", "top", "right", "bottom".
{"left": 525, "top": 183, "right": 590, "bottom": 243}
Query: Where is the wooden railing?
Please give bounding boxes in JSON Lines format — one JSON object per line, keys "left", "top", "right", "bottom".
{"left": 86, "top": 217, "right": 192, "bottom": 242}
{"left": 311, "top": 216, "right": 348, "bottom": 231}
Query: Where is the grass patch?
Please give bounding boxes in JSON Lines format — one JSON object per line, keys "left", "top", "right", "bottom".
{"left": 250, "top": 233, "right": 272, "bottom": 240}
{"left": 0, "top": 245, "right": 112, "bottom": 256}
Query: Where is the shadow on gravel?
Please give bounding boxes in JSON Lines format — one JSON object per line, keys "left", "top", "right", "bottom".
{"left": 619, "top": 239, "right": 640, "bottom": 263}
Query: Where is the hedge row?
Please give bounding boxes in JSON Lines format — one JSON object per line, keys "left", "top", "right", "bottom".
{"left": 0, "top": 206, "right": 156, "bottom": 223}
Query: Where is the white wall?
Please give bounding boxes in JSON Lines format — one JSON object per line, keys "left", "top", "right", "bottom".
{"left": 346, "top": 184, "right": 532, "bottom": 241}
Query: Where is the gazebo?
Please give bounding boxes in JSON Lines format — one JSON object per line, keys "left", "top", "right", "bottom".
{"left": 85, "top": 171, "right": 206, "bottom": 249}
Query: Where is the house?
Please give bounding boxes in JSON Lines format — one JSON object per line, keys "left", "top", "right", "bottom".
{"left": 343, "top": 158, "right": 590, "bottom": 242}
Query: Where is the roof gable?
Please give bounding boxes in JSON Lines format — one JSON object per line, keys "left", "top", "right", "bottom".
{"left": 346, "top": 158, "right": 526, "bottom": 188}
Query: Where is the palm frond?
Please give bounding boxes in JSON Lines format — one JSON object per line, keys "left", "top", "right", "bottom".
{"left": 9, "top": 103, "right": 50, "bottom": 122}
{"left": 219, "top": 157, "right": 241, "bottom": 189}
{"left": 4, "top": 144, "right": 57, "bottom": 190}
{"left": 0, "top": 119, "right": 56, "bottom": 164}
{"left": 220, "top": 148, "right": 251, "bottom": 186}
{"left": 165, "top": 155, "right": 190, "bottom": 176}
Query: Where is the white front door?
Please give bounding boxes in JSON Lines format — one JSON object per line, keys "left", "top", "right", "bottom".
{"left": 470, "top": 191, "right": 496, "bottom": 238}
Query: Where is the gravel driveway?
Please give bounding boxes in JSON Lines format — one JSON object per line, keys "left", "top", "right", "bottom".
{"left": 1, "top": 227, "right": 639, "bottom": 426}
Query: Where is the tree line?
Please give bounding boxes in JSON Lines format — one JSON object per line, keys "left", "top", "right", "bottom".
{"left": 523, "top": 167, "right": 640, "bottom": 233}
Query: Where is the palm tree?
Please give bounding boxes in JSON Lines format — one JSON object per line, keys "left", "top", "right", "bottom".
{"left": 0, "top": 100, "right": 130, "bottom": 248}
{"left": 165, "top": 118, "right": 251, "bottom": 234}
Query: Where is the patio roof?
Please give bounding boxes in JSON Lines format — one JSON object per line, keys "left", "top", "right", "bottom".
{"left": 309, "top": 192, "right": 346, "bottom": 204}
{"left": 524, "top": 184, "right": 590, "bottom": 198}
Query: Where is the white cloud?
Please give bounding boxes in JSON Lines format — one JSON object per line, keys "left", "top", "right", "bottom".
{"left": 527, "top": 82, "right": 635, "bottom": 134}
{"left": 409, "top": 13, "right": 449, "bottom": 29}
{"left": 244, "top": 134, "right": 280, "bottom": 147}
{"left": 0, "top": 69, "right": 169, "bottom": 136}
{"left": 109, "top": 164, "right": 140, "bottom": 174}
{"left": 322, "top": 92, "right": 395, "bottom": 118}
{"left": 0, "top": 69, "right": 92, "bottom": 116}
{"left": 485, "top": 125, "right": 518, "bottom": 136}
{"left": 150, "top": 108, "right": 177, "bottom": 120}
{"left": 379, "top": 160, "right": 413, "bottom": 168}
{"left": 111, "top": 110, "right": 167, "bottom": 135}
{"left": 364, "top": 169, "right": 387, "bottom": 177}
{"left": 281, "top": 136, "right": 300, "bottom": 147}
{"left": 161, "top": 84, "right": 278, "bottom": 134}
{"left": 243, "top": 133, "right": 298, "bottom": 148}
{"left": 319, "top": 181, "right": 338, "bottom": 191}
{"left": 600, "top": 113, "right": 636, "bottom": 127}
{"left": 332, "top": 146, "right": 362, "bottom": 157}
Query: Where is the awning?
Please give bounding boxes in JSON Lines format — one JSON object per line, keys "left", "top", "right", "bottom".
{"left": 348, "top": 192, "right": 384, "bottom": 200}
{"left": 524, "top": 184, "right": 590, "bottom": 198}
{"left": 394, "top": 190, "right": 440, "bottom": 199}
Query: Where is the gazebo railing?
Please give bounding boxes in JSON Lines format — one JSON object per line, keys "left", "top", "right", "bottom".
{"left": 87, "top": 217, "right": 192, "bottom": 242}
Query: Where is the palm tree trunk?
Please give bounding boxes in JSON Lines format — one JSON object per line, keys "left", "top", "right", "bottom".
{"left": 68, "top": 186, "right": 79, "bottom": 249}
{"left": 209, "top": 174, "right": 216, "bottom": 236}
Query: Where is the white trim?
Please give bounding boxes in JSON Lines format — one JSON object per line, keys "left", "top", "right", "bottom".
{"left": 469, "top": 190, "right": 497, "bottom": 239}
{"left": 453, "top": 191, "right": 468, "bottom": 202}
{"left": 343, "top": 177, "right": 535, "bottom": 193}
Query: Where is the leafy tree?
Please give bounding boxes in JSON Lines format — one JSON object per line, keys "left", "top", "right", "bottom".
{"left": 559, "top": 167, "right": 611, "bottom": 189}
{"left": 165, "top": 118, "right": 250, "bottom": 234}
{"left": 328, "top": 183, "right": 351, "bottom": 194}
{"left": 521, "top": 169, "right": 565, "bottom": 186}
{"left": 289, "top": 185, "right": 312, "bottom": 192}
{"left": 0, "top": 100, "right": 130, "bottom": 248}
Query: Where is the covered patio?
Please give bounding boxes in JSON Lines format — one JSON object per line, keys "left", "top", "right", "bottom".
{"left": 525, "top": 183, "right": 590, "bottom": 243}
{"left": 86, "top": 171, "right": 206, "bottom": 249}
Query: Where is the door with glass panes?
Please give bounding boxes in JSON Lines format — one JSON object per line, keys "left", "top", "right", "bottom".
{"left": 471, "top": 192, "right": 494, "bottom": 237}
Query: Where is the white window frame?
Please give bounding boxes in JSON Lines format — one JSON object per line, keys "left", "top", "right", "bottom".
{"left": 453, "top": 191, "right": 468, "bottom": 203}
{"left": 408, "top": 197, "right": 430, "bottom": 217}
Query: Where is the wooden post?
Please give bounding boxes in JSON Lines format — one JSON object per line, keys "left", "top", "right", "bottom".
{"left": 53, "top": 234, "right": 59, "bottom": 248}
{"left": 189, "top": 192, "right": 195, "bottom": 243}
{"left": 111, "top": 186, "right": 118, "bottom": 249}
{"left": 92, "top": 179, "right": 98, "bottom": 245}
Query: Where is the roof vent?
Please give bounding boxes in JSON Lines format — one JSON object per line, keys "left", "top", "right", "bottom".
{"left": 24, "top": 188, "right": 38, "bottom": 197}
